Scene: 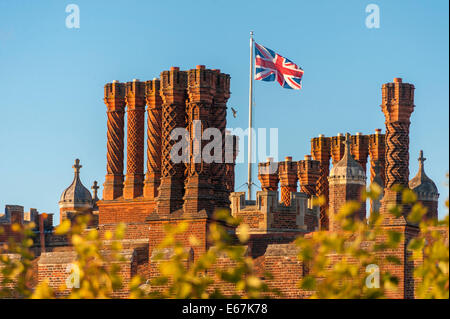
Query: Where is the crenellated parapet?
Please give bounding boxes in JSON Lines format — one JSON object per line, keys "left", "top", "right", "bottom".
{"left": 230, "top": 191, "right": 318, "bottom": 233}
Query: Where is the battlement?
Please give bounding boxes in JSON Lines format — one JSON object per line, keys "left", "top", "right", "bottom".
{"left": 230, "top": 190, "right": 318, "bottom": 233}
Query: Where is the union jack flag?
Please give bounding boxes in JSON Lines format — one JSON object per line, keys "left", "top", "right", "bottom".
{"left": 254, "top": 42, "right": 304, "bottom": 90}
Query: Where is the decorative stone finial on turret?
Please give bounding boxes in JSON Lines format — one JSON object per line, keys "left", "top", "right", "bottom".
{"left": 409, "top": 150, "right": 439, "bottom": 220}
{"left": 59, "top": 159, "right": 93, "bottom": 223}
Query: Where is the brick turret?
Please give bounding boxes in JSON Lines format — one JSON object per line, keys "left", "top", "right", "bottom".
{"left": 157, "top": 67, "right": 187, "bottom": 215}
{"left": 311, "top": 134, "right": 331, "bottom": 230}
{"left": 103, "top": 81, "right": 126, "bottom": 200}
{"left": 278, "top": 157, "right": 298, "bottom": 206}
{"left": 143, "top": 79, "right": 162, "bottom": 199}
{"left": 124, "top": 79, "right": 146, "bottom": 199}
{"left": 328, "top": 133, "right": 366, "bottom": 231}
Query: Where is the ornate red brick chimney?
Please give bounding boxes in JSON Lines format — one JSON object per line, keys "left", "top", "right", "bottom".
{"left": 297, "top": 155, "right": 320, "bottom": 198}
{"left": 124, "top": 79, "right": 146, "bottom": 199}
{"left": 210, "top": 69, "right": 231, "bottom": 208}
{"left": 331, "top": 133, "right": 345, "bottom": 165}
{"left": 380, "top": 77, "right": 415, "bottom": 221}
{"left": 157, "top": 67, "right": 187, "bottom": 215}
{"left": 103, "top": 81, "right": 126, "bottom": 200}
{"left": 278, "top": 156, "right": 298, "bottom": 206}
{"left": 350, "top": 132, "right": 369, "bottom": 173}
{"left": 183, "top": 65, "right": 215, "bottom": 216}
{"left": 258, "top": 157, "right": 279, "bottom": 191}
{"left": 369, "top": 128, "right": 386, "bottom": 186}
{"left": 143, "top": 78, "right": 162, "bottom": 199}
{"left": 311, "top": 134, "right": 331, "bottom": 230}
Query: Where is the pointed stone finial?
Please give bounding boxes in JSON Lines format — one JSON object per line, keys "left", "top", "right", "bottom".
{"left": 418, "top": 150, "right": 426, "bottom": 164}
{"left": 73, "top": 159, "right": 82, "bottom": 174}
{"left": 92, "top": 181, "right": 100, "bottom": 202}
{"left": 343, "top": 133, "right": 352, "bottom": 154}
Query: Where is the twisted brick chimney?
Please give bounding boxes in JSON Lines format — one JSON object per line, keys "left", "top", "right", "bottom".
{"left": 144, "top": 79, "right": 162, "bottom": 199}
{"left": 103, "top": 81, "right": 126, "bottom": 200}
{"left": 124, "top": 79, "right": 146, "bottom": 199}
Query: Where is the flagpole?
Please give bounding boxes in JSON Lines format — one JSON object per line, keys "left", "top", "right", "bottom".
{"left": 247, "top": 31, "right": 254, "bottom": 200}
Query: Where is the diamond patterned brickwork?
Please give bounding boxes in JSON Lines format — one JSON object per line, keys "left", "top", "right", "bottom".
{"left": 297, "top": 155, "right": 320, "bottom": 197}
{"left": 278, "top": 157, "right": 298, "bottom": 206}
{"left": 369, "top": 129, "right": 386, "bottom": 186}
{"left": 157, "top": 67, "right": 187, "bottom": 215}
{"left": 124, "top": 80, "right": 146, "bottom": 199}
{"left": 103, "top": 81, "right": 126, "bottom": 200}
{"left": 311, "top": 135, "right": 331, "bottom": 230}
{"left": 144, "top": 79, "right": 163, "bottom": 199}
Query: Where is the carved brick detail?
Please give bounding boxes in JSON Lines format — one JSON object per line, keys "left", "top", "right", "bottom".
{"left": 157, "top": 67, "right": 187, "bottom": 215}
{"left": 297, "top": 155, "right": 320, "bottom": 197}
{"left": 369, "top": 129, "right": 386, "bottom": 186}
{"left": 124, "top": 80, "right": 146, "bottom": 199}
{"left": 210, "top": 71, "right": 230, "bottom": 208}
{"left": 311, "top": 136, "right": 331, "bottom": 230}
{"left": 278, "top": 157, "right": 298, "bottom": 206}
{"left": 103, "top": 82, "right": 126, "bottom": 200}
{"left": 384, "top": 122, "right": 411, "bottom": 188}
{"left": 144, "top": 79, "right": 163, "bottom": 199}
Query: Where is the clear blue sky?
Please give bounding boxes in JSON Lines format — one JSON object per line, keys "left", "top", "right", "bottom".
{"left": 0, "top": 0, "right": 448, "bottom": 222}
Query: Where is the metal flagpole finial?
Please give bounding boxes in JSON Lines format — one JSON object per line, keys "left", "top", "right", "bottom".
{"left": 250, "top": 31, "right": 254, "bottom": 37}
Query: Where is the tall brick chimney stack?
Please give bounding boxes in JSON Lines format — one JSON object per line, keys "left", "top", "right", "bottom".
{"left": 183, "top": 65, "right": 215, "bottom": 216}
{"left": 311, "top": 134, "right": 331, "bottom": 230}
{"left": 278, "top": 156, "right": 298, "bottom": 206}
{"left": 380, "top": 77, "right": 415, "bottom": 220}
{"left": 103, "top": 81, "right": 126, "bottom": 200}
{"left": 124, "top": 79, "right": 146, "bottom": 199}
{"left": 211, "top": 69, "right": 231, "bottom": 208}
{"left": 258, "top": 157, "right": 279, "bottom": 191}
{"left": 369, "top": 129, "right": 386, "bottom": 186}
{"left": 143, "top": 78, "right": 163, "bottom": 199}
{"left": 331, "top": 133, "right": 345, "bottom": 165}
{"left": 157, "top": 67, "right": 187, "bottom": 215}
{"left": 350, "top": 133, "right": 369, "bottom": 173}
{"left": 297, "top": 155, "right": 320, "bottom": 197}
